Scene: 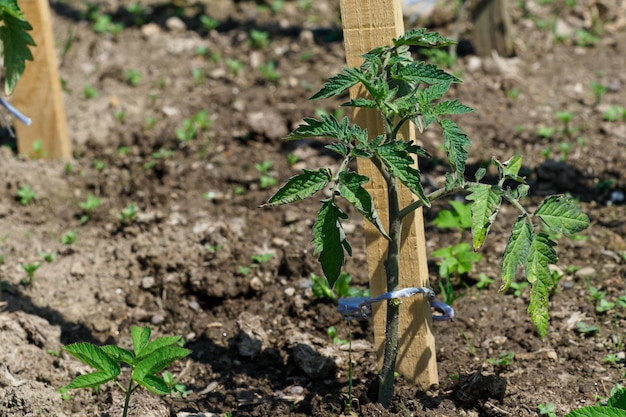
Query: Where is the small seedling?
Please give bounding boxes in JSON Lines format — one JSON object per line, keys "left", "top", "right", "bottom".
{"left": 590, "top": 81, "right": 608, "bottom": 105}
{"left": 254, "top": 160, "right": 277, "bottom": 189}
{"left": 432, "top": 242, "right": 483, "bottom": 279}
{"left": 39, "top": 251, "right": 56, "bottom": 263}
{"left": 312, "top": 272, "right": 369, "bottom": 302}
{"left": 603, "top": 353, "right": 623, "bottom": 366}
{"left": 162, "top": 371, "right": 191, "bottom": 398}
{"left": 248, "top": 29, "right": 270, "bottom": 49}
{"left": 487, "top": 351, "right": 515, "bottom": 367}
{"left": 20, "top": 262, "right": 41, "bottom": 285}
{"left": 575, "top": 321, "right": 599, "bottom": 335}
{"left": 602, "top": 105, "right": 626, "bottom": 122}
{"left": 92, "top": 14, "right": 123, "bottom": 34}
{"left": 476, "top": 273, "right": 494, "bottom": 289}
{"left": 555, "top": 111, "right": 575, "bottom": 135}
{"left": 225, "top": 58, "right": 244, "bottom": 76}
{"left": 16, "top": 185, "right": 36, "bottom": 205}
{"left": 118, "top": 203, "right": 138, "bottom": 225}
{"left": 78, "top": 194, "right": 102, "bottom": 224}
{"left": 433, "top": 200, "right": 472, "bottom": 232}
{"left": 199, "top": 15, "right": 219, "bottom": 31}
{"left": 117, "top": 146, "right": 131, "bottom": 156}
{"left": 538, "top": 403, "right": 557, "bottom": 417}
{"left": 251, "top": 253, "right": 273, "bottom": 264}
{"left": 258, "top": 61, "right": 280, "bottom": 82}
{"left": 574, "top": 28, "right": 599, "bottom": 47}
{"left": 31, "top": 139, "right": 46, "bottom": 159}
{"left": 508, "top": 281, "right": 529, "bottom": 297}
{"left": 176, "top": 110, "right": 212, "bottom": 143}
{"left": 93, "top": 160, "right": 107, "bottom": 171}
{"left": 60, "top": 326, "right": 191, "bottom": 417}
{"left": 83, "top": 84, "right": 98, "bottom": 99}
{"left": 537, "top": 125, "right": 555, "bottom": 139}
{"left": 125, "top": 69, "right": 142, "bottom": 87}
{"left": 61, "top": 230, "right": 77, "bottom": 245}
{"left": 327, "top": 326, "right": 347, "bottom": 345}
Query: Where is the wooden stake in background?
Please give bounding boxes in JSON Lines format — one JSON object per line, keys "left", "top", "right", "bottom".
{"left": 12, "top": 0, "right": 71, "bottom": 159}
{"left": 339, "top": 0, "right": 438, "bottom": 388}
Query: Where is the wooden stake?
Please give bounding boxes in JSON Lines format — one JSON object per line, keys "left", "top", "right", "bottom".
{"left": 12, "top": 0, "right": 71, "bottom": 159}
{"left": 339, "top": 0, "right": 438, "bottom": 388}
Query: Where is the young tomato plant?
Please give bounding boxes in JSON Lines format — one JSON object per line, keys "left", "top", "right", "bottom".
{"left": 60, "top": 326, "right": 191, "bottom": 417}
{"left": 264, "top": 28, "right": 589, "bottom": 406}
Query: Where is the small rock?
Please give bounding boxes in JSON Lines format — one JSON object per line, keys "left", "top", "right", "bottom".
{"left": 236, "top": 313, "right": 268, "bottom": 357}
{"left": 151, "top": 314, "right": 165, "bottom": 325}
{"left": 165, "top": 16, "right": 186, "bottom": 31}
{"left": 70, "top": 262, "right": 85, "bottom": 277}
{"left": 246, "top": 110, "right": 289, "bottom": 140}
{"left": 188, "top": 301, "right": 200, "bottom": 312}
{"left": 284, "top": 287, "right": 295, "bottom": 297}
{"left": 141, "top": 22, "right": 161, "bottom": 38}
{"left": 575, "top": 267, "right": 596, "bottom": 278}
{"left": 284, "top": 209, "right": 301, "bottom": 224}
{"left": 250, "top": 276, "right": 264, "bottom": 291}
{"left": 292, "top": 344, "right": 336, "bottom": 379}
{"left": 141, "top": 276, "right": 155, "bottom": 289}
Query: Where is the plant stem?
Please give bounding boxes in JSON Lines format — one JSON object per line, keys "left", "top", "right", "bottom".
{"left": 378, "top": 168, "right": 402, "bottom": 407}
{"left": 122, "top": 379, "right": 134, "bottom": 417}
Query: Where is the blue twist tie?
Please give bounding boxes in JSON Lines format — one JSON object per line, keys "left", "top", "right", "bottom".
{"left": 337, "top": 287, "right": 454, "bottom": 321}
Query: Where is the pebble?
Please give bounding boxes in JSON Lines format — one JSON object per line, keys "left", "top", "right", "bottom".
{"left": 575, "top": 267, "right": 596, "bottom": 278}
{"left": 151, "top": 314, "right": 164, "bottom": 324}
{"left": 165, "top": 17, "right": 186, "bottom": 32}
{"left": 250, "top": 277, "right": 264, "bottom": 291}
{"left": 188, "top": 300, "right": 200, "bottom": 312}
{"left": 141, "top": 276, "right": 155, "bottom": 289}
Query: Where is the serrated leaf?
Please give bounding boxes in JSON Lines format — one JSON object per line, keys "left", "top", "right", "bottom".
{"left": 393, "top": 28, "right": 456, "bottom": 48}
{"left": 100, "top": 345, "right": 134, "bottom": 364}
{"left": 338, "top": 171, "right": 389, "bottom": 239}
{"left": 136, "top": 336, "right": 187, "bottom": 361}
{"left": 312, "top": 200, "right": 348, "bottom": 287}
{"left": 310, "top": 67, "right": 362, "bottom": 100}
{"left": 350, "top": 146, "right": 373, "bottom": 158}
{"left": 502, "top": 155, "right": 523, "bottom": 179}
{"left": 133, "top": 346, "right": 191, "bottom": 380}
{"left": 608, "top": 389, "right": 626, "bottom": 409}
{"left": 131, "top": 326, "right": 151, "bottom": 356}
{"left": 475, "top": 167, "right": 486, "bottom": 181}
{"left": 341, "top": 97, "right": 378, "bottom": 109}
{"left": 432, "top": 200, "right": 471, "bottom": 230}
{"left": 535, "top": 195, "right": 589, "bottom": 236}
{"left": 393, "top": 61, "right": 461, "bottom": 86}
{"left": 0, "top": 13, "right": 35, "bottom": 94}
{"left": 325, "top": 142, "right": 348, "bottom": 156}
{"left": 59, "top": 371, "right": 118, "bottom": 392}
{"left": 266, "top": 169, "right": 330, "bottom": 206}
{"left": 500, "top": 217, "right": 532, "bottom": 291}
{"left": 431, "top": 99, "right": 475, "bottom": 117}
{"left": 439, "top": 118, "right": 470, "bottom": 176}
{"left": 466, "top": 184, "right": 503, "bottom": 250}
{"left": 63, "top": 343, "right": 121, "bottom": 377}
{"left": 287, "top": 115, "right": 368, "bottom": 144}
{"left": 526, "top": 232, "right": 558, "bottom": 338}
{"left": 565, "top": 407, "right": 626, "bottom": 417}
{"left": 418, "top": 82, "right": 451, "bottom": 104}
{"left": 377, "top": 141, "right": 430, "bottom": 206}
{"left": 137, "top": 374, "right": 170, "bottom": 395}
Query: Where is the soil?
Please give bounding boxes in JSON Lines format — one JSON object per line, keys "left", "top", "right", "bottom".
{"left": 1, "top": 0, "right": 626, "bottom": 416}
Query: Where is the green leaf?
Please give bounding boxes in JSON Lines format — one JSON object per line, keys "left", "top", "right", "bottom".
{"left": 608, "top": 388, "right": 626, "bottom": 409}
{"left": 338, "top": 170, "right": 389, "bottom": 239}
{"left": 287, "top": 115, "right": 368, "bottom": 144}
{"left": 312, "top": 200, "right": 349, "bottom": 287}
{"left": 466, "top": 184, "right": 503, "bottom": 249}
{"left": 526, "top": 232, "right": 558, "bottom": 338}
{"left": 133, "top": 346, "right": 191, "bottom": 380}
{"left": 431, "top": 99, "right": 475, "bottom": 117}
{"left": 136, "top": 336, "right": 186, "bottom": 361}
{"left": 131, "top": 326, "right": 151, "bottom": 357}
{"left": 535, "top": 195, "right": 589, "bottom": 236}
{"left": 341, "top": 97, "right": 378, "bottom": 109}
{"left": 266, "top": 169, "right": 331, "bottom": 206}
{"left": 100, "top": 345, "right": 134, "bottom": 364}
{"left": 135, "top": 374, "right": 170, "bottom": 396}
{"left": 377, "top": 141, "right": 429, "bottom": 206}
{"left": 439, "top": 118, "right": 471, "bottom": 176}
{"left": 393, "top": 28, "right": 456, "bottom": 48}
{"left": 59, "top": 371, "right": 118, "bottom": 392}
{"left": 502, "top": 155, "right": 523, "bottom": 179}
{"left": 393, "top": 61, "right": 461, "bottom": 86}
{"left": 310, "top": 67, "right": 361, "bottom": 100}
{"left": 500, "top": 217, "right": 532, "bottom": 291}
{"left": 565, "top": 406, "right": 626, "bottom": 417}
{"left": 432, "top": 200, "right": 471, "bottom": 230}
{"left": 418, "top": 82, "right": 451, "bottom": 104}
{"left": 325, "top": 143, "right": 348, "bottom": 156}
{"left": 63, "top": 343, "right": 121, "bottom": 377}
{"left": 0, "top": 12, "right": 35, "bottom": 94}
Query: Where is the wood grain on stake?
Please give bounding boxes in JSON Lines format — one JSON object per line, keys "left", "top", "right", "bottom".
{"left": 339, "top": 0, "right": 438, "bottom": 387}
{"left": 13, "top": 0, "right": 71, "bottom": 159}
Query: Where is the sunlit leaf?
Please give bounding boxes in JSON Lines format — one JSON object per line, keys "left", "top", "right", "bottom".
{"left": 133, "top": 346, "right": 191, "bottom": 380}
{"left": 310, "top": 67, "right": 361, "bottom": 100}
{"left": 500, "top": 217, "right": 532, "bottom": 291}
{"left": 377, "top": 141, "right": 429, "bottom": 206}
{"left": 287, "top": 115, "right": 368, "bottom": 144}
{"left": 526, "top": 232, "right": 558, "bottom": 338}
{"left": 63, "top": 343, "right": 121, "bottom": 377}
{"left": 266, "top": 169, "right": 331, "bottom": 206}
{"left": 565, "top": 407, "right": 626, "bottom": 417}
{"left": 393, "top": 61, "right": 461, "bottom": 85}
{"left": 431, "top": 99, "right": 475, "bottom": 117}
{"left": 338, "top": 170, "right": 388, "bottom": 239}
{"left": 466, "top": 184, "right": 503, "bottom": 249}
{"left": 131, "top": 326, "right": 151, "bottom": 357}
{"left": 439, "top": 118, "right": 470, "bottom": 176}
{"left": 535, "top": 195, "right": 589, "bottom": 236}
{"left": 59, "top": 371, "right": 117, "bottom": 392}
{"left": 393, "top": 28, "right": 456, "bottom": 48}
{"left": 0, "top": 12, "right": 35, "bottom": 94}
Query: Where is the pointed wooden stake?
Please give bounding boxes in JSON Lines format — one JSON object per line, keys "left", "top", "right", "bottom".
{"left": 339, "top": 0, "right": 438, "bottom": 388}
{"left": 12, "top": 0, "right": 71, "bottom": 159}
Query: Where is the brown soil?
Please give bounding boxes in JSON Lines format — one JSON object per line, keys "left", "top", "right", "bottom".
{"left": 1, "top": 0, "right": 626, "bottom": 416}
